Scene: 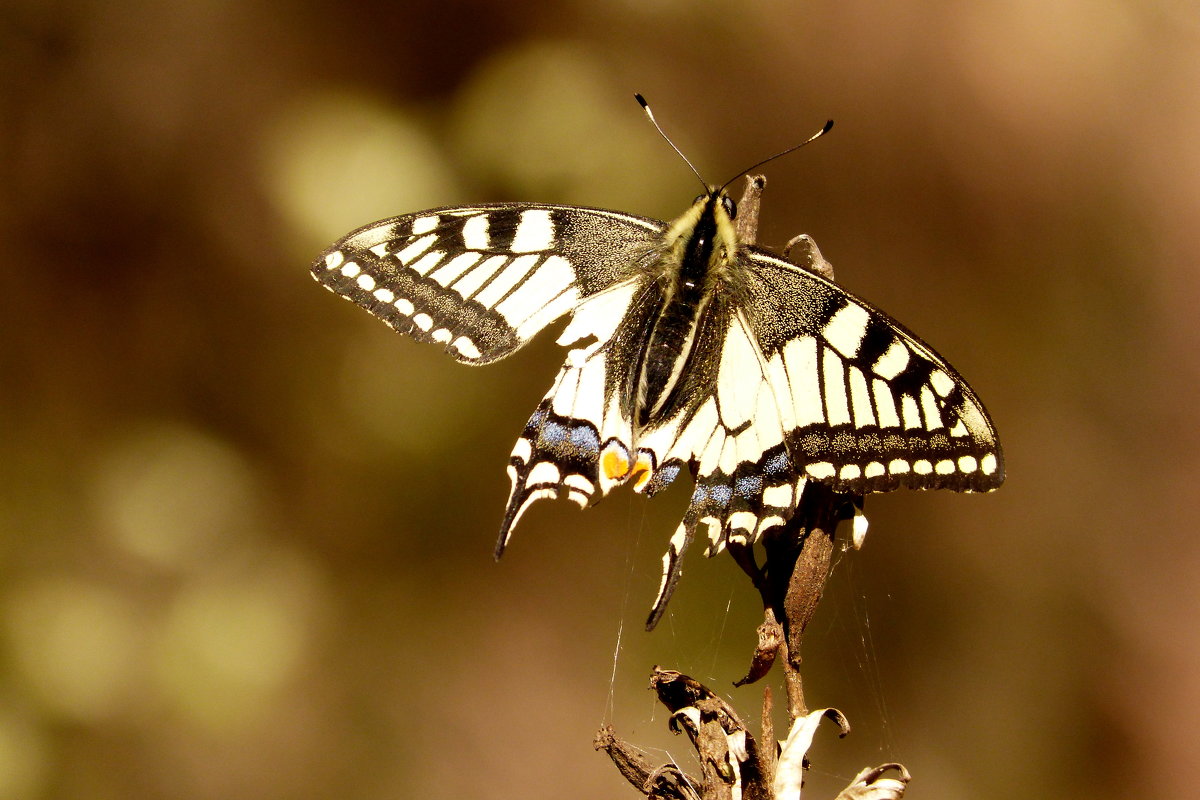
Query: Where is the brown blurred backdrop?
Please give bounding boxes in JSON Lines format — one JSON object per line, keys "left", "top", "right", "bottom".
{"left": 2, "top": 1, "right": 1197, "bottom": 798}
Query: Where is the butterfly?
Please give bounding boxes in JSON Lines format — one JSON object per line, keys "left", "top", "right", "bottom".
{"left": 311, "top": 112, "right": 1004, "bottom": 629}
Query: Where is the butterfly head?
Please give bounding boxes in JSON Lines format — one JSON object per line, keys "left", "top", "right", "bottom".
{"left": 662, "top": 188, "right": 742, "bottom": 278}
{"left": 703, "top": 189, "right": 738, "bottom": 223}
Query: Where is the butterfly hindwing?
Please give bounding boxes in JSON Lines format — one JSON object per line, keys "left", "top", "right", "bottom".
{"left": 498, "top": 278, "right": 650, "bottom": 553}
{"left": 311, "top": 204, "right": 664, "bottom": 364}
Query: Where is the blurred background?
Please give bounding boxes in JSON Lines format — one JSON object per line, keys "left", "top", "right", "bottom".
{"left": 2, "top": 0, "right": 1197, "bottom": 797}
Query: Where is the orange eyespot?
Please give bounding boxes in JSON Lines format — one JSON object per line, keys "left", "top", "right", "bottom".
{"left": 602, "top": 450, "right": 631, "bottom": 480}
{"left": 630, "top": 458, "right": 653, "bottom": 491}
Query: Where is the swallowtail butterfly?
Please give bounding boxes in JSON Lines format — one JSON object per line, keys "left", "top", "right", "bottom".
{"left": 312, "top": 108, "right": 1004, "bottom": 629}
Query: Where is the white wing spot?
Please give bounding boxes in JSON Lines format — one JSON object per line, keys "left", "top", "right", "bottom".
{"left": 930, "top": 369, "right": 955, "bottom": 397}
{"left": 873, "top": 379, "right": 901, "bottom": 428}
{"left": 412, "top": 215, "right": 439, "bottom": 235}
{"left": 718, "top": 319, "right": 761, "bottom": 427}
{"left": 935, "top": 459, "right": 955, "bottom": 475}
{"left": 981, "top": 453, "right": 998, "bottom": 475}
{"left": 517, "top": 286, "right": 580, "bottom": 342}
{"left": 873, "top": 340, "right": 909, "bottom": 380}
{"left": 511, "top": 209, "right": 555, "bottom": 253}
{"left": 822, "top": 347, "right": 852, "bottom": 426}
{"left": 412, "top": 313, "right": 433, "bottom": 331}
{"left": 823, "top": 303, "right": 870, "bottom": 358}
{"left": 511, "top": 437, "right": 532, "bottom": 464}
{"left": 920, "top": 386, "right": 942, "bottom": 430}
{"left": 373, "top": 288, "right": 395, "bottom": 303}
{"left": 783, "top": 336, "right": 823, "bottom": 427}
{"left": 806, "top": 462, "right": 836, "bottom": 480}
{"left": 563, "top": 474, "right": 594, "bottom": 495}
{"left": 696, "top": 420, "right": 726, "bottom": 477}
{"left": 557, "top": 281, "right": 639, "bottom": 351}
{"left": 527, "top": 461, "right": 561, "bottom": 486}
{"left": 958, "top": 455, "right": 978, "bottom": 473}
{"left": 557, "top": 349, "right": 604, "bottom": 422}
{"left": 394, "top": 298, "right": 415, "bottom": 315}
{"left": 369, "top": 243, "right": 389, "bottom": 257}
{"left": 700, "top": 517, "right": 723, "bottom": 550}
{"left": 913, "top": 459, "right": 933, "bottom": 475}
{"left": 496, "top": 255, "right": 574, "bottom": 327}
{"left": 864, "top": 461, "right": 886, "bottom": 478}
{"left": 955, "top": 398, "right": 993, "bottom": 442}
{"left": 475, "top": 255, "right": 538, "bottom": 308}
{"left": 396, "top": 234, "right": 437, "bottom": 264}
{"left": 901, "top": 394, "right": 922, "bottom": 429}
{"left": 764, "top": 353, "right": 796, "bottom": 431}
{"left": 356, "top": 273, "right": 376, "bottom": 291}
{"left": 762, "top": 483, "right": 793, "bottom": 509}
{"left": 753, "top": 387, "right": 785, "bottom": 451}
{"left": 324, "top": 251, "right": 344, "bottom": 270}
{"left": 431, "top": 328, "right": 452, "bottom": 344}
{"left": 462, "top": 214, "right": 490, "bottom": 250}
{"left": 409, "top": 250, "right": 446, "bottom": 276}
{"left": 889, "top": 459, "right": 910, "bottom": 475}
{"left": 454, "top": 254, "right": 508, "bottom": 299}
{"left": 849, "top": 367, "right": 874, "bottom": 427}
{"left": 652, "top": 525, "right": 685, "bottom": 610}
{"left": 852, "top": 511, "right": 869, "bottom": 549}
{"left": 452, "top": 336, "right": 481, "bottom": 360}
{"left": 729, "top": 511, "right": 757, "bottom": 537}
{"left": 839, "top": 464, "right": 862, "bottom": 480}
{"left": 718, "top": 436, "right": 738, "bottom": 475}
{"left": 516, "top": 284, "right": 580, "bottom": 341}
{"left": 430, "top": 252, "right": 484, "bottom": 287}
{"left": 339, "top": 261, "right": 361, "bottom": 278}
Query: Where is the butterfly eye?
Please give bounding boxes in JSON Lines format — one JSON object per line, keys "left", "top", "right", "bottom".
{"left": 721, "top": 195, "right": 737, "bottom": 220}
{"left": 693, "top": 193, "right": 707, "bottom": 206}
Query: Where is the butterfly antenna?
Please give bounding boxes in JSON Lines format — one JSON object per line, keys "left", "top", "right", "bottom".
{"left": 636, "top": 94, "right": 708, "bottom": 192}
{"left": 719, "top": 119, "right": 834, "bottom": 193}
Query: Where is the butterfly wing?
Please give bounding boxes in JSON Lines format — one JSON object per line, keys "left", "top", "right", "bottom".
{"left": 497, "top": 277, "right": 658, "bottom": 553}
{"left": 311, "top": 204, "right": 665, "bottom": 364}
{"left": 620, "top": 247, "right": 1004, "bottom": 627}
{"left": 737, "top": 246, "right": 1003, "bottom": 493}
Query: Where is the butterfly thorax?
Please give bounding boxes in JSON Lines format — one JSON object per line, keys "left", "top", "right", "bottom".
{"left": 635, "top": 191, "right": 739, "bottom": 428}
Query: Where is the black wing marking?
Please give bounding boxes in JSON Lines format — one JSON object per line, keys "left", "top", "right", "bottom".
{"left": 311, "top": 204, "right": 664, "bottom": 364}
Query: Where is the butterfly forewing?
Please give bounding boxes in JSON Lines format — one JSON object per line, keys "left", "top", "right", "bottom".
{"left": 737, "top": 248, "right": 1002, "bottom": 493}
{"left": 311, "top": 204, "right": 664, "bottom": 364}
